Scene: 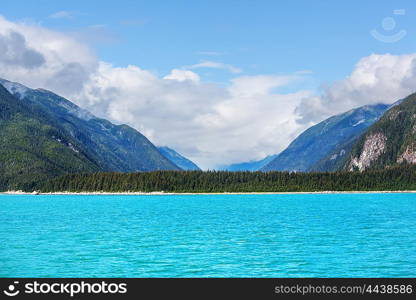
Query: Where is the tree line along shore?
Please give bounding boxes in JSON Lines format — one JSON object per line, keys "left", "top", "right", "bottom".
{"left": 28, "top": 165, "right": 416, "bottom": 193}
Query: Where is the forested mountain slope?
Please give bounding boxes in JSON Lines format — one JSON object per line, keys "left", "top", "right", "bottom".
{"left": 261, "top": 104, "right": 389, "bottom": 172}
{"left": 0, "top": 79, "right": 180, "bottom": 190}
{"left": 345, "top": 93, "right": 416, "bottom": 171}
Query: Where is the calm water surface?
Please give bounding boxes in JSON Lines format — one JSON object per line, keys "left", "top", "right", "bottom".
{"left": 1, "top": 193, "right": 415, "bottom": 277}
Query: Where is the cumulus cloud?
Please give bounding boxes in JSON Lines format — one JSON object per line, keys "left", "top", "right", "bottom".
{"left": 229, "top": 75, "right": 298, "bottom": 97}
{"left": 0, "top": 31, "right": 45, "bottom": 68}
{"left": 164, "top": 69, "right": 200, "bottom": 83}
{"left": 75, "top": 63, "right": 310, "bottom": 168}
{"left": 0, "top": 15, "right": 97, "bottom": 97}
{"left": 297, "top": 53, "right": 416, "bottom": 124}
{"left": 1, "top": 15, "right": 416, "bottom": 168}
{"left": 76, "top": 54, "right": 416, "bottom": 167}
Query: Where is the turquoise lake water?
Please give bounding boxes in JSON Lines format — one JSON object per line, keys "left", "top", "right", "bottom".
{"left": 1, "top": 193, "right": 415, "bottom": 277}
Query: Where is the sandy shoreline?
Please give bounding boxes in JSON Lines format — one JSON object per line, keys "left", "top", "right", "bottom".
{"left": 1, "top": 190, "right": 416, "bottom": 195}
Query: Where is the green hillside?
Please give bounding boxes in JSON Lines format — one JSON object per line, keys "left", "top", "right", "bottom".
{"left": 0, "top": 84, "right": 100, "bottom": 190}
{"left": 0, "top": 79, "right": 180, "bottom": 173}
{"left": 0, "top": 79, "right": 181, "bottom": 191}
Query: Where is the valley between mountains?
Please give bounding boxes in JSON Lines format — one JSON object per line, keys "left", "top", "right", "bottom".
{"left": 1, "top": 78, "right": 416, "bottom": 192}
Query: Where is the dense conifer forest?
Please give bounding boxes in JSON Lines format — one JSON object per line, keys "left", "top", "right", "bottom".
{"left": 37, "top": 165, "right": 416, "bottom": 193}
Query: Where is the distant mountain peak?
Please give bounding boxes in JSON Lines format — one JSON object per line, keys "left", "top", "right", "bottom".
{"left": 219, "top": 154, "right": 278, "bottom": 171}
{"left": 261, "top": 103, "right": 390, "bottom": 172}
{"left": 157, "top": 146, "right": 200, "bottom": 171}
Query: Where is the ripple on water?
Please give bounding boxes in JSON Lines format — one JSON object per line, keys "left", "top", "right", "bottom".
{"left": 1, "top": 193, "right": 415, "bottom": 277}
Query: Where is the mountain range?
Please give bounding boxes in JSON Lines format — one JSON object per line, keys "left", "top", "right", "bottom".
{"left": 261, "top": 103, "right": 391, "bottom": 172}
{"left": 222, "top": 103, "right": 390, "bottom": 172}
{"left": 2, "top": 76, "right": 416, "bottom": 191}
{"left": 0, "top": 79, "right": 200, "bottom": 190}
{"left": 219, "top": 155, "right": 277, "bottom": 171}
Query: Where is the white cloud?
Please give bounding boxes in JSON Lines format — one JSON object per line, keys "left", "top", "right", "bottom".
{"left": 1, "top": 16, "right": 416, "bottom": 169}
{"left": 0, "top": 31, "right": 45, "bottom": 68}
{"left": 49, "top": 11, "right": 77, "bottom": 20}
{"left": 229, "top": 75, "right": 298, "bottom": 97}
{"left": 184, "top": 60, "right": 242, "bottom": 74}
{"left": 164, "top": 69, "right": 200, "bottom": 83}
{"left": 76, "top": 63, "right": 310, "bottom": 168}
{"left": 0, "top": 15, "right": 97, "bottom": 96}
{"left": 297, "top": 53, "right": 416, "bottom": 124}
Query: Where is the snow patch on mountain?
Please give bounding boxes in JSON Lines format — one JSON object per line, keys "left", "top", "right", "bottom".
{"left": 352, "top": 119, "right": 365, "bottom": 127}
{"left": 0, "top": 79, "right": 28, "bottom": 99}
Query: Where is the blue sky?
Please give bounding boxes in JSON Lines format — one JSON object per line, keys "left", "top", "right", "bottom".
{"left": 1, "top": 1, "right": 416, "bottom": 168}
{"left": 3, "top": 0, "right": 416, "bottom": 87}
